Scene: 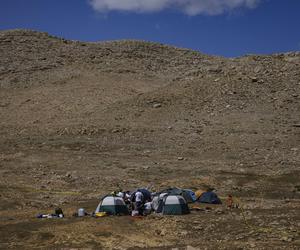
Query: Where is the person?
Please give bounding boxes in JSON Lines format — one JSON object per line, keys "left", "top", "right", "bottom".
{"left": 226, "top": 195, "right": 233, "bottom": 209}
{"left": 134, "top": 190, "right": 144, "bottom": 215}
{"left": 124, "top": 191, "right": 131, "bottom": 205}
{"left": 55, "top": 207, "right": 64, "bottom": 217}
{"left": 143, "top": 201, "right": 152, "bottom": 215}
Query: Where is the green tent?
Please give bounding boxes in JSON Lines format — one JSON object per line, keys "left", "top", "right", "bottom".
{"left": 157, "top": 194, "right": 190, "bottom": 215}
{"left": 95, "top": 195, "right": 129, "bottom": 215}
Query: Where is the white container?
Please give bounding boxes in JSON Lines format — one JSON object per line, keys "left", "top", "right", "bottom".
{"left": 78, "top": 208, "right": 85, "bottom": 217}
{"left": 131, "top": 210, "right": 139, "bottom": 216}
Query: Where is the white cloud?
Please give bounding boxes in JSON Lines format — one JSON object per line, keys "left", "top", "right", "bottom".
{"left": 88, "top": 0, "right": 261, "bottom": 16}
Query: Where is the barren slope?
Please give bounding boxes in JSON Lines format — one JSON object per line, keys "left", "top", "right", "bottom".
{"left": 0, "top": 30, "right": 299, "bottom": 249}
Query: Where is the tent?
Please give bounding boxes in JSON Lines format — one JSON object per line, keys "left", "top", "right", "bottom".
{"left": 152, "top": 192, "right": 168, "bottom": 211}
{"left": 195, "top": 189, "right": 205, "bottom": 199}
{"left": 197, "top": 191, "right": 222, "bottom": 204}
{"left": 159, "top": 187, "right": 196, "bottom": 203}
{"left": 137, "top": 188, "right": 152, "bottom": 202}
{"left": 95, "top": 195, "right": 129, "bottom": 215}
{"left": 156, "top": 195, "right": 190, "bottom": 215}
{"left": 183, "top": 189, "right": 197, "bottom": 203}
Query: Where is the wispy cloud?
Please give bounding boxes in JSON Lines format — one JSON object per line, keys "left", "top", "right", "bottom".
{"left": 88, "top": 0, "right": 262, "bottom": 16}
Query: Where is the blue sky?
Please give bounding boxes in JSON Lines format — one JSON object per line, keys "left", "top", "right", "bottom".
{"left": 0, "top": 0, "right": 299, "bottom": 57}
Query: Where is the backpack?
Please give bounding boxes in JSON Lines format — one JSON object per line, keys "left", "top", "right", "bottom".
{"left": 55, "top": 207, "right": 63, "bottom": 216}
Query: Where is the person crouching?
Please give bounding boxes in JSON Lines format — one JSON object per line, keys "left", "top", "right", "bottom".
{"left": 134, "top": 191, "right": 144, "bottom": 215}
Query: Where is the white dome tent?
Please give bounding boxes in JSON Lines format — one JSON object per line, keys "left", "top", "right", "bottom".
{"left": 156, "top": 194, "right": 190, "bottom": 215}
{"left": 95, "top": 195, "right": 129, "bottom": 215}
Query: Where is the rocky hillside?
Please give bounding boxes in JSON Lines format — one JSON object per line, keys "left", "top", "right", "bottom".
{"left": 0, "top": 29, "right": 220, "bottom": 88}
{"left": 0, "top": 29, "right": 299, "bottom": 176}
{"left": 1, "top": 29, "right": 298, "bottom": 87}
{"left": 0, "top": 29, "right": 300, "bottom": 250}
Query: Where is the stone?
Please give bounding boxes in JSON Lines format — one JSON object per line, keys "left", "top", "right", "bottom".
{"left": 281, "top": 236, "right": 293, "bottom": 242}
{"left": 251, "top": 77, "right": 258, "bottom": 82}
{"left": 193, "top": 225, "right": 203, "bottom": 230}
{"left": 153, "top": 103, "right": 162, "bottom": 108}
{"left": 207, "top": 66, "right": 222, "bottom": 73}
{"left": 215, "top": 208, "right": 225, "bottom": 214}
{"left": 254, "top": 66, "right": 262, "bottom": 73}
{"left": 186, "top": 247, "right": 199, "bottom": 250}
{"left": 180, "top": 230, "right": 188, "bottom": 236}
{"left": 159, "top": 229, "right": 166, "bottom": 236}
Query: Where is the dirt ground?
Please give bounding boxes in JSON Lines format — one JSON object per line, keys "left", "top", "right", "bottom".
{"left": 0, "top": 30, "right": 299, "bottom": 249}
{"left": 0, "top": 136, "right": 299, "bottom": 249}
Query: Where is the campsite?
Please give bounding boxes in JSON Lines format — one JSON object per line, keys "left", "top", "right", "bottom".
{"left": 0, "top": 10, "right": 300, "bottom": 250}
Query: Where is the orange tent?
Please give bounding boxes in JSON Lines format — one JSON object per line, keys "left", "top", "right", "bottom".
{"left": 195, "top": 190, "right": 205, "bottom": 199}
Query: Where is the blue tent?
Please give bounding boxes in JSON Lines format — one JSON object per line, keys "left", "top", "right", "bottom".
{"left": 137, "top": 188, "right": 152, "bottom": 202}
{"left": 198, "top": 191, "right": 222, "bottom": 204}
{"left": 183, "top": 189, "right": 197, "bottom": 203}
